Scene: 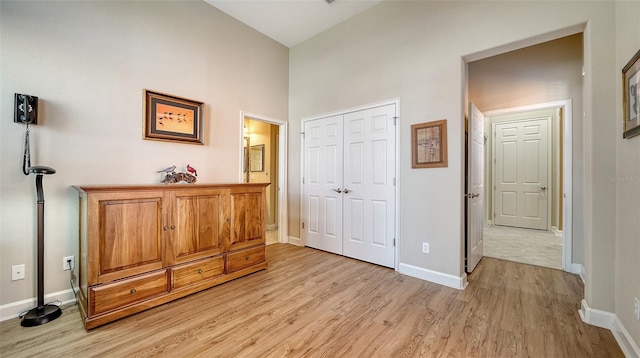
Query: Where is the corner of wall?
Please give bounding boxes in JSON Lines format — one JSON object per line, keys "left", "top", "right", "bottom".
{"left": 399, "top": 263, "right": 467, "bottom": 290}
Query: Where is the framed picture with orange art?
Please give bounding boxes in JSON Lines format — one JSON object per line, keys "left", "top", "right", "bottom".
{"left": 411, "top": 119, "right": 448, "bottom": 168}
{"left": 623, "top": 49, "right": 640, "bottom": 139}
{"left": 143, "top": 89, "right": 204, "bottom": 144}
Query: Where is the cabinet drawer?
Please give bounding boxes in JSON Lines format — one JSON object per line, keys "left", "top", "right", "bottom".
{"left": 172, "top": 256, "right": 224, "bottom": 289}
{"left": 226, "top": 245, "right": 265, "bottom": 273}
{"left": 89, "top": 270, "right": 169, "bottom": 315}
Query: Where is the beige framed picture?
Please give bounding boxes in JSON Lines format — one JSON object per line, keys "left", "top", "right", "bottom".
{"left": 411, "top": 119, "right": 448, "bottom": 168}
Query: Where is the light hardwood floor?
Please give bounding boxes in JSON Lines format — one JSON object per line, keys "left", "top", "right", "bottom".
{"left": 0, "top": 244, "right": 622, "bottom": 357}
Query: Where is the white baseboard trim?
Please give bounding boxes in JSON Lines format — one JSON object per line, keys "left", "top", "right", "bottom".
{"left": 612, "top": 315, "right": 640, "bottom": 358}
{"left": 288, "top": 236, "right": 302, "bottom": 246}
{"left": 579, "top": 299, "right": 640, "bottom": 358}
{"left": 0, "top": 289, "right": 76, "bottom": 322}
{"left": 551, "top": 226, "right": 563, "bottom": 237}
{"left": 579, "top": 299, "right": 614, "bottom": 329}
{"left": 399, "top": 263, "right": 468, "bottom": 290}
{"left": 571, "top": 263, "right": 585, "bottom": 283}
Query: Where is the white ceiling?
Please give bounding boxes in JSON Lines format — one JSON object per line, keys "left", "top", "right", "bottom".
{"left": 204, "top": 0, "right": 383, "bottom": 48}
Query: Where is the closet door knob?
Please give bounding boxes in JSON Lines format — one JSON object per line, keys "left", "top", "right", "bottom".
{"left": 331, "top": 188, "right": 342, "bottom": 193}
{"left": 343, "top": 188, "right": 351, "bottom": 194}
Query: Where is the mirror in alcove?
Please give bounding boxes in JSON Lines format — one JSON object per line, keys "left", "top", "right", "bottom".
{"left": 249, "top": 144, "right": 264, "bottom": 172}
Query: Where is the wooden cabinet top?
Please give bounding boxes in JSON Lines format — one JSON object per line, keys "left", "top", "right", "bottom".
{"left": 74, "top": 183, "right": 269, "bottom": 194}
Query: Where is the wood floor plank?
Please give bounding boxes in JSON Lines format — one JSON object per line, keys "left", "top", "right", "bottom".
{"left": 0, "top": 244, "right": 623, "bottom": 358}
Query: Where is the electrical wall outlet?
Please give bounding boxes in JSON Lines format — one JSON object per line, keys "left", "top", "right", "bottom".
{"left": 11, "top": 264, "right": 25, "bottom": 281}
{"left": 634, "top": 297, "right": 639, "bottom": 320}
{"left": 63, "top": 256, "right": 74, "bottom": 271}
{"left": 422, "top": 242, "right": 430, "bottom": 254}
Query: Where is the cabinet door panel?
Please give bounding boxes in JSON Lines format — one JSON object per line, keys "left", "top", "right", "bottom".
{"left": 169, "top": 189, "right": 227, "bottom": 264}
{"left": 230, "top": 189, "right": 265, "bottom": 251}
{"left": 97, "top": 197, "right": 163, "bottom": 283}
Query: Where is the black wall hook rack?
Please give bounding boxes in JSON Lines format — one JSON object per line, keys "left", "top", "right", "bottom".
{"left": 14, "top": 93, "right": 38, "bottom": 125}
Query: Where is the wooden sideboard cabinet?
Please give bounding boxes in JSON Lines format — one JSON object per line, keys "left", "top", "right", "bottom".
{"left": 74, "top": 183, "right": 268, "bottom": 329}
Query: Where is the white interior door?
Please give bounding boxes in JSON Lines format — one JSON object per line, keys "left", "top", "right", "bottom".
{"left": 493, "top": 118, "right": 549, "bottom": 230}
{"left": 303, "top": 115, "right": 344, "bottom": 254}
{"left": 342, "top": 105, "right": 396, "bottom": 268}
{"left": 466, "top": 103, "right": 484, "bottom": 273}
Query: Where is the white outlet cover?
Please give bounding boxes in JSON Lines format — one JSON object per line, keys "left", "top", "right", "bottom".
{"left": 422, "top": 242, "right": 429, "bottom": 253}
{"left": 11, "top": 264, "right": 25, "bottom": 281}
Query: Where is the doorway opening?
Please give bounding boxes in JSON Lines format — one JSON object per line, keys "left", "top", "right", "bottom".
{"left": 240, "top": 112, "right": 288, "bottom": 245}
{"left": 475, "top": 101, "right": 573, "bottom": 271}
{"left": 465, "top": 30, "right": 583, "bottom": 274}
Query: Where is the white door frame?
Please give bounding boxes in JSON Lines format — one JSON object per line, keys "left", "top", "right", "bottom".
{"left": 484, "top": 100, "right": 573, "bottom": 272}
{"left": 239, "top": 111, "right": 289, "bottom": 244}
{"left": 300, "top": 98, "right": 401, "bottom": 271}
{"left": 491, "top": 116, "right": 552, "bottom": 231}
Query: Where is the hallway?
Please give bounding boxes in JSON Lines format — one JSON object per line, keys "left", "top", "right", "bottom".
{"left": 483, "top": 226, "right": 562, "bottom": 269}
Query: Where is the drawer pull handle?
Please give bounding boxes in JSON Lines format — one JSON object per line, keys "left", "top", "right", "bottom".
{"left": 130, "top": 289, "right": 136, "bottom": 294}
{"left": 171, "top": 225, "right": 176, "bottom": 230}
{"left": 163, "top": 226, "right": 169, "bottom": 231}
{"left": 198, "top": 269, "right": 203, "bottom": 274}
{"left": 226, "top": 218, "right": 231, "bottom": 223}
{"left": 245, "top": 256, "right": 250, "bottom": 261}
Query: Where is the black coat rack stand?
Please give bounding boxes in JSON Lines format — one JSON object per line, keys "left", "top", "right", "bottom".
{"left": 21, "top": 166, "right": 62, "bottom": 327}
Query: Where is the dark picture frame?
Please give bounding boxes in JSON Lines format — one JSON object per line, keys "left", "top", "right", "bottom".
{"left": 622, "top": 49, "right": 640, "bottom": 139}
{"left": 411, "top": 119, "right": 448, "bottom": 168}
{"left": 143, "top": 89, "right": 204, "bottom": 144}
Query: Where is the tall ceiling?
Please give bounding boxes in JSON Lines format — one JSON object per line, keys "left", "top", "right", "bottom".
{"left": 204, "top": 0, "right": 383, "bottom": 48}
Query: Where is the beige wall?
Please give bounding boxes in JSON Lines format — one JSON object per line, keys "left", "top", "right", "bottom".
{"left": 614, "top": 0, "right": 640, "bottom": 345}
{"left": 469, "top": 34, "right": 582, "bottom": 259}
{"left": 290, "top": 0, "right": 617, "bottom": 313}
{"left": 0, "top": 0, "right": 288, "bottom": 308}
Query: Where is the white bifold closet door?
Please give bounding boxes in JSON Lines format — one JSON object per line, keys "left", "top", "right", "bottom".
{"left": 303, "top": 104, "right": 396, "bottom": 268}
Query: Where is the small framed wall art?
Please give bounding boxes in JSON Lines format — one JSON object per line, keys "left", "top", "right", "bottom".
{"left": 411, "top": 119, "right": 448, "bottom": 168}
{"left": 622, "top": 49, "right": 640, "bottom": 139}
{"left": 143, "top": 89, "right": 204, "bottom": 144}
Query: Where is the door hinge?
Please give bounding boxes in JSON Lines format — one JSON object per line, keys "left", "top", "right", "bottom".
{"left": 302, "top": 222, "right": 305, "bottom": 229}
{"left": 393, "top": 177, "right": 396, "bottom": 186}
{"left": 393, "top": 117, "right": 398, "bottom": 126}
{"left": 302, "top": 177, "right": 305, "bottom": 184}
{"left": 301, "top": 131, "right": 305, "bottom": 138}
{"left": 393, "top": 238, "right": 396, "bottom": 247}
